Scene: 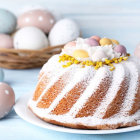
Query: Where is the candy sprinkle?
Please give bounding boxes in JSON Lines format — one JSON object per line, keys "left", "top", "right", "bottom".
{"left": 58, "top": 54, "right": 130, "bottom": 71}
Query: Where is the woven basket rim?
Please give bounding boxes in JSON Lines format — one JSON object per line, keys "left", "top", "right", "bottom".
{"left": 0, "top": 44, "right": 64, "bottom": 69}
{"left": 0, "top": 44, "right": 64, "bottom": 53}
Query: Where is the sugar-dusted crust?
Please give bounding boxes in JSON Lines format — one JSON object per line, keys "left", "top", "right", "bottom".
{"left": 28, "top": 106, "right": 138, "bottom": 130}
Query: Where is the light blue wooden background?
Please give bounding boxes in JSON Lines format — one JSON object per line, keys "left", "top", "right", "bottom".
{"left": 1, "top": 0, "right": 140, "bottom": 52}
{"left": 0, "top": 0, "right": 140, "bottom": 140}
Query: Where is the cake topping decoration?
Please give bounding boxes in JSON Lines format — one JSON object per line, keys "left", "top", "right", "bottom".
{"left": 60, "top": 36, "right": 130, "bottom": 71}
{"left": 91, "top": 35, "right": 101, "bottom": 42}
{"left": 99, "top": 38, "right": 113, "bottom": 46}
{"left": 85, "top": 38, "right": 99, "bottom": 46}
{"left": 111, "top": 39, "right": 119, "bottom": 45}
{"left": 114, "top": 45, "right": 127, "bottom": 55}
{"left": 73, "top": 49, "right": 89, "bottom": 58}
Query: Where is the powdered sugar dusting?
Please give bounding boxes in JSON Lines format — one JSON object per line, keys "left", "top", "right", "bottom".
{"left": 28, "top": 55, "right": 140, "bottom": 127}
{"left": 120, "top": 60, "right": 140, "bottom": 115}
{"left": 93, "top": 64, "right": 125, "bottom": 119}
{"left": 68, "top": 66, "right": 111, "bottom": 117}
{"left": 46, "top": 66, "right": 95, "bottom": 114}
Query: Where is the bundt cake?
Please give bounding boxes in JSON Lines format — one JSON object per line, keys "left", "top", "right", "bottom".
{"left": 28, "top": 36, "right": 140, "bottom": 130}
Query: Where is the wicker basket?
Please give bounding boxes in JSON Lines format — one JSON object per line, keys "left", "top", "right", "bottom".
{"left": 0, "top": 45, "right": 64, "bottom": 69}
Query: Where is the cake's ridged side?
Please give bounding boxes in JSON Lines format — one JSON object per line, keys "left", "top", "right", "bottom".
{"left": 37, "top": 71, "right": 71, "bottom": 108}
{"left": 92, "top": 64, "right": 125, "bottom": 119}
{"left": 75, "top": 77, "right": 111, "bottom": 118}
{"left": 51, "top": 79, "right": 90, "bottom": 115}
{"left": 67, "top": 67, "right": 110, "bottom": 117}
{"left": 119, "top": 61, "right": 140, "bottom": 116}
{"left": 129, "top": 79, "right": 140, "bottom": 115}
{"left": 103, "top": 75, "right": 130, "bottom": 119}
{"left": 33, "top": 75, "right": 49, "bottom": 101}
{"left": 75, "top": 68, "right": 111, "bottom": 118}
{"left": 28, "top": 55, "right": 140, "bottom": 129}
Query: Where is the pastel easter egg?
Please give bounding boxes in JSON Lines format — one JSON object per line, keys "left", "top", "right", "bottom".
{"left": 64, "top": 41, "right": 76, "bottom": 49}
{"left": 49, "top": 18, "right": 80, "bottom": 46}
{"left": 91, "top": 35, "right": 101, "bottom": 42}
{"left": 73, "top": 49, "right": 89, "bottom": 58}
{"left": 134, "top": 44, "right": 140, "bottom": 58}
{"left": 92, "top": 50, "right": 107, "bottom": 62}
{"left": 63, "top": 41, "right": 76, "bottom": 55}
{"left": 18, "top": 9, "right": 55, "bottom": 34}
{"left": 0, "top": 82, "right": 15, "bottom": 119}
{"left": 0, "top": 9, "right": 17, "bottom": 34}
{"left": 85, "top": 38, "right": 99, "bottom": 46}
{"left": 0, "top": 34, "right": 13, "bottom": 49}
{"left": 14, "top": 26, "right": 48, "bottom": 50}
{"left": 0, "top": 69, "right": 4, "bottom": 82}
{"left": 99, "top": 38, "right": 113, "bottom": 46}
{"left": 111, "top": 39, "right": 119, "bottom": 45}
{"left": 114, "top": 45, "right": 127, "bottom": 55}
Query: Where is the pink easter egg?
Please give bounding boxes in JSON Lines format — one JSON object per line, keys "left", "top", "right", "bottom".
{"left": 114, "top": 45, "right": 127, "bottom": 55}
{"left": 0, "top": 82, "right": 15, "bottom": 119}
{"left": 91, "top": 35, "right": 101, "bottom": 42}
{"left": 134, "top": 44, "right": 140, "bottom": 58}
{"left": 63, "top": 41, "right": 76, "bottom": 55}
{"left": 0, "top": 34, "right": 13, "bottom": 49}
{"left": 64, "top": 41, "right": 76, "bottom": 49}
{"left": 85, "top": 38, "right": 99, "bottom": 46}
{"left": 18, "top": 9, "right": 56, "bottom": 33}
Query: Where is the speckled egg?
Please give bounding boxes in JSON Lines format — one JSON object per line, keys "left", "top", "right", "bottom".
{"left": 99, "top": 38, "right": 113, "bottom": 46}
{"left": 92, "top": 50, "right": 107, "bottom": 62}
{"left": 85, "top": 38, "right": 99, "bottom": 46}
{"left": 14, "top": 26, "right": 48, "bottom": 50}
{"left": 0, "top": 69, "right": 4, "bottom": 82}
{"left": 73, "top": 49, "right": 89, "bottom": 58}
{"left": 0, "top": 82, "right": 15, "bottom": 119}
{"left": 49, "top": 18, "right": 80, "bottom": 46}
{"left": 134, "top": 44, "right": 140, "bottom": 58}
{"left": 91, "top": 36, "right": 101, "bottom": 42}
{"left": 0, "top": 9, "right": 17, "bottom": 34}
{"left": 114, "top": 45, "right": 127, "bottom": 55}
{"left": 18, "top": 9, "right": 55, "bottom": 34}
{"left": 0, "top": 34, "right": 13, "bottom": 49}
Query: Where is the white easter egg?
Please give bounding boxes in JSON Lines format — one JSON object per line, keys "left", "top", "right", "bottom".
{"left": 14, "top": 26, "right": 48, "bottom": 50}
{"left": 49, "top": 18, "right": 80, "bottom": 46}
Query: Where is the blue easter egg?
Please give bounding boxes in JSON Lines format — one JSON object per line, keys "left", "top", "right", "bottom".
{"left": 0, "top": 9, "right": 17, "bottom": 34}
{"left": 0, "top": 69, "right": 4, "bottom": 82}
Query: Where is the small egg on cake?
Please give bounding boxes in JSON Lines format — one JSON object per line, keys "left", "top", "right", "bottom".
{"left": 92, "top": 50, "right": 107, "bottom": 62}
{"left": 49, "top": 18, "right": 80, "bottom": 46}
{"left": 91, "top": 35, "right": 101, "bottom": 42}
{"left": 63, "top": 41, "right": 76, "bottom": 55}
{"left": 73, "top": 49, "right": 89, "bottom": 59}
{"left": 18, "top": 9, "right": 55, "bottom": 34}
{"left": 0, "top": 9, "right": 17, "bottom": 34}
{"left": 111, "top": 39, "right": 119, "bottom": 45}
{"left": 0, "top": 34, "right": 13, "bottom": 49}
{"left": 0, "top": 82, "right": 15, "bottom": 119}
{"left": 14, "top": 26, "right": 48, "bottom": 50}
{"left": 85, "top": 38, "right": 99, "bottom": 46}
{"left": 100, "top": 38, "right": 113, "bottom": 46}
{"left": 114, "top": 45, "right": 127, "bottom": 55}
